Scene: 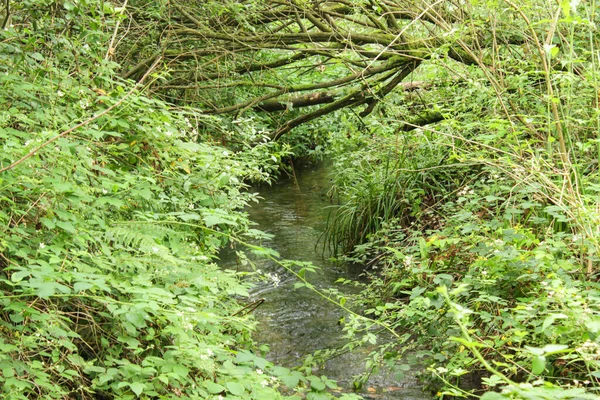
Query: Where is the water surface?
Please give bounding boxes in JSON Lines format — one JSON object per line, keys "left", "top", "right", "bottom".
{"left": 220, "top": 162, "right": 430, "bottom": 399}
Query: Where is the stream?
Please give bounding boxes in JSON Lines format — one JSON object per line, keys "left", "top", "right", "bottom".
{"left": 220, "top": 162, "right": 430, "bottom": 399}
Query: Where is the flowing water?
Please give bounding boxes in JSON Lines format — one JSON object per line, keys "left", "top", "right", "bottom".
{"left": 220, "top": 162, "right": 430, "bottom": 399}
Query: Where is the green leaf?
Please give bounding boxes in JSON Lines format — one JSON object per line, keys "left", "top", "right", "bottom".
{"left": 280, "top": 373, "right": 301, "bottom": 388}
{"left": 560, "top": 0, "right": 570, "bottom": 16}
{"left": 540, "top": 344, "right": 569, "bottom": 355}
{"left": 172, "top": 364, "right": 189, "bottom": 378}
{"left": 129, "top": 382, "right": 145, "bottom": 397}
{"left": 56, "top": 220, "right": 76, "bottom": 234}
{"left": 205, "top": 381, "right": 225, "bottom": 394}
{"left": 226, "top": 382, "right": 246, "bottom": 396}
{"left": 36, "top": 282, "right": 57, "bottom": 298}
{"left": 11, "top": 270, "right": 30, "bottom": 283}
{"left": 74, "top": 281, "right": 94, "bottom": 292}
{"left": 542, "top": 313, "right": 568, "bottom": 332}
{"left": 532, "top": 355, "right": 546, "bottom": 374}
{"left": 308, "top": 376, "right": 326, "bottom": 391}
{"left": 125, "top": 310, "right": 146, "bottom": 328}
{"left": 481, "top": 392, "right": 509, "bottom": 400}
{"left": 177, "top": 212, "right": 201, "bottom": 222}
{"left": 586, "top": 319, "right": 600, "bottom": 333}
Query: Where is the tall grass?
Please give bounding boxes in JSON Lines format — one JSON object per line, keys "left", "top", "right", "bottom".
{"left": 323, "top": 133, "right": 465, "bottom": 254}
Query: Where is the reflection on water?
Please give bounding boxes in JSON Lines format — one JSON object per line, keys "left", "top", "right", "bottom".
{"left": 219, "top": 162, "right": 430, "bottom": 399}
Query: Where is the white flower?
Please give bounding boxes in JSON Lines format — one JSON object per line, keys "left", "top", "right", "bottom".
{"left": 266, "top": 272, "right": 281, "bottom": 287}
{"left": 256, "top": 369, "right": 263, "bottom": 375}
{"left": 222, "top": 150, "right": 229, "bottom": 157}
{"left": 39, "top": 243, "right": 45, "bottom": 249}
{"left": 102, "top": 189, "right": 108, "bottom": 194}
{"left": 260, "top": 380, "right": 269, "bottom": 387}
{"left": 152, "top": 246, "right": 159, "bottom": 253}
{"left": 57, "top": 90, "right": 65, "bottom": 97}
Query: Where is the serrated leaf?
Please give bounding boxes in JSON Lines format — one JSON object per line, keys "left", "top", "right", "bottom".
{"left": 177, "top": 212, "right": 201, "bottom": 222}
{"left": 586, "top": 319, "right": 600, "bottom": 333}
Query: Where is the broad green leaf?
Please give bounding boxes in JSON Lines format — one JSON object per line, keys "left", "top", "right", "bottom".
{"left": 74, "top": 281, "right": 94, "bottom": 292}
{"left": 11, "top": 270, "right": 30, "bottom": 283}
{"left": 481, "top": 392, "right": 509, "bottom": 400}
{"left": 532, "top": 355, "right": 546, "bottom": 374}
{"left": 542, "top": 313, "right": 568, "bottom": 332}
{"left": 226, "top": 382, "right": 245, "bottom": 396}
{"left": 125, "top": 310, "right": 146, "bottom": 328}
{"left": 129, "top": 382, "right": 145, "bottom": 397}
{"left": 308, "top": 377, "right": 326, "bottom": 391}
{"left": 56, "top": 221, "right": 76, "bottom": 234}
{"left": 36, "top": 282, "right": 57, "bottom": 298}
{"left": 172, "top": 364, "right": 189, "bottom": 378}
{"left": 586, "top": 319, "right": 600, "bottom": 333}
{"left": 540, "top": 344, "right": 569, "bottom": 355}
{"left": 205, "top": 381, "right": 225, "bottom": 394}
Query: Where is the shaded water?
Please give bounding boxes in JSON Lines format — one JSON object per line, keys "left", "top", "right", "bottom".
{"left": 220, "top": 162, "right": 430, "bottom": 399}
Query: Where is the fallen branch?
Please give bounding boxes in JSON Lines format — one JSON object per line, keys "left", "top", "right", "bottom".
{"left": 255, "top": 91, "right": 335, "bottom": 112}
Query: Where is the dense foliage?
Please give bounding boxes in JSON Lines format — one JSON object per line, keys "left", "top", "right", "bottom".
{"left": 321, "top": 1, "right": 600, "bottom": 399}
{"left": 4, "top": 0, "right": 600, "bottom": 399}
{"left": 0, "top": 2, "right": 349, "bottom": 399}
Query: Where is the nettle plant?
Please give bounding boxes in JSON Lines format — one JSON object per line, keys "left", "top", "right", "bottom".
{"left": 0, "top": 2, "right": 339, "bottom": 399}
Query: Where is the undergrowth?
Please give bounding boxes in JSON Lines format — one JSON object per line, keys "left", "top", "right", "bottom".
{"left": 323, "top": 1, "right": 600, "bottom": 398}
{"left": 0, "top": 2, "right": 351, "bottom": 399}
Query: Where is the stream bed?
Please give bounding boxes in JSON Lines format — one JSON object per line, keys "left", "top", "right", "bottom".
{"left": 220, "top": 162, "right": 430, "bottom": 399}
